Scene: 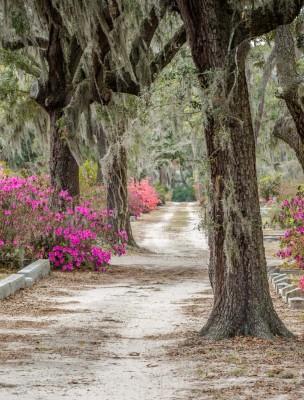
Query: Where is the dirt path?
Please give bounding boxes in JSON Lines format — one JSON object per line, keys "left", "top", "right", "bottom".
{"left": 1, "top": 202, "right": 304, "bottom": 400}
{"left": 0, "top": 203, "right": 208, "bottom": 399}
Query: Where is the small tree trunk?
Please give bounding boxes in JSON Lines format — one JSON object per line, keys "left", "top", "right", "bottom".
{"left": 253, "top": 47, "right": 276, "bottom": 140}
{"left": 106, "top": 140, "right": 137, "bottom": 247}
{"left": 96, "top": 122, "right": 108, "bottom": 185}
{"left": 197, "top": 171, "right": 204, "bottom": 199}
{"left": 49, "top": 109, "right": 80, "bottom": 198}
{"left": 159, "top": 167, "right": 167, "bottom": 186}
{"left": 30, "top": 21, "right": 81, "bottom": 201}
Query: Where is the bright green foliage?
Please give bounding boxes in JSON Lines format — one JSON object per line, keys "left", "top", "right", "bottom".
{"left": 80, "top": 160, "right": 99, "bottom": 188}
{"left": 258, "top": 173, "right": 282, "bottom": 201}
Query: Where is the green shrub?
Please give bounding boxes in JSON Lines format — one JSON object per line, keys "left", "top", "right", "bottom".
{"left": 297, "top": 184, "right": 304, "bottom": 196}
{"left": 154, "top": 183, "right": 168, "bottom": 205}
{"left": 258, "top": 173, "right": 282, "bottom": 201}
{"left": 80, "top": 160, "right": 98, "bottom": 188}
{"left": 171, "top": 186, "right": 196, "bottom": 202}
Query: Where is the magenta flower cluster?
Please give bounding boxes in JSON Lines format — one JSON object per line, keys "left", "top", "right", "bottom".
{"left": 0, "top": 175, "right": 127, "bottom": 271}
{"left": 275, "top": 196, "right": 304, "bottom": 290}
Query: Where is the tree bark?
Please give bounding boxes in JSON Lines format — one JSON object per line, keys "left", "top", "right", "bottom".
{"left": 96, "top": 122, "right": 108, "bottom": 185}
{"left": 49, "top": 109, "right": 80, "bottom": 198}
{"left": 177, "top": 0, "right": 295, "bottom": 339}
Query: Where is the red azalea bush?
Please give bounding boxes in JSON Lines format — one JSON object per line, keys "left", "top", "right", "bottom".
{"left": 275, "top": 196, "right": 304, "bottom": 290}
{"left": 128, "top": 178, "right": 160, "bottom": 216}
{"left": 0, "top": 174, "right": 127, "bottom": 271}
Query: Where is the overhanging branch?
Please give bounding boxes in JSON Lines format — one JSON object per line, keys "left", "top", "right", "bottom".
{"left": 150, "top": 25, "right": 186, "bottom": 79}
{"left": 68, "top": 34, "right": 84, "bottom": 81}
{"left": 130, "top": 3, "right": 168, "bottom": 78}
{"left": 105, "top": 70, "right": 140, "bottom": 96}
{"left": 2, "top": 37, "right": 49, "bottom": 51}
{"left": 233, "top": 0, "right": 304, "bottom": 46}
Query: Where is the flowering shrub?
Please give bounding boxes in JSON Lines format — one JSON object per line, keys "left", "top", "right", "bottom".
{"left": 80, "top": 185, "right": 107, "bottom": 213}
{"left": 0, "top": 174, "right": 127, "bottom": 271}
{"left": 276, "top": 228, "right": 304, "bottom": 268}
{"left": 272, "top": 196, "right": 304, "bottom": 229}
{"left": 0, "top": 162, "right": 13, "bottom": 178}
{"left": 275, "top": 195, "right": 304, "bottom": 290}
{"left": 128, "top": 178, "right": 160, "bottom": 216}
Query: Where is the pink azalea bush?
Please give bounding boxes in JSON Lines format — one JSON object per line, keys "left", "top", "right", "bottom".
{"left": 128, "top": 178, "right": 160, "bottom": 217}
{"left": 275, "top": 196, "right": 304, "bottom": 290}
{"left": 0, "top": 175, "right": 127, "bottom": 271}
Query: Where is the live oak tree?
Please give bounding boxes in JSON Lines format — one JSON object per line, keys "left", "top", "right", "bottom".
{"left": 1, "top": 1, "right": 186, "bottom": 242}
{"left": 2, "top": 0, "right": 185, "bottom": 209}
{"left": 86, "top": 2, "right": 186, "bottom": 245}
{"left": 176, "top": 0, "right": 304, "bottom": 339}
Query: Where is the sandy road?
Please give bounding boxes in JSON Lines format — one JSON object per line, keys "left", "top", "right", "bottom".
{"left": 0, "top": 202, "right": 209, "bottom": 400}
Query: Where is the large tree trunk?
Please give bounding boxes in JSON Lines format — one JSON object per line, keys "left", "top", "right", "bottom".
{"left": 49, "top": 109, "right": 80, "bottom": 198}
{"left": 201, "top": 43, "right": 292, "bottom": 339}
{"left": 177, "top": 0, "right": 293, "bottom": 339}
{"left": 30, "top": 20, "right": 82, "bottom": 200}
{"left": 106, "top": 138, "right": 137, "bottom": 247}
